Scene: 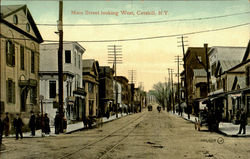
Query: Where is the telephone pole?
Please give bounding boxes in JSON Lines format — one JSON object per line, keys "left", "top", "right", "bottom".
{"left": 170, "top": 69, "right": 175, "bottom": 113}
{"left": 128, "top": 69, "right": 136, "bottom": 113}
{"left": 108, "top": 45, "right": 122, "bottom": 118}
{"left": 178, "top": 36, "right": 190, "bottom": 119}
{"left": 58, "top": 0, "right": 64, "bottom": 132}
{"left": 128, "top": 69, "right": 136, "bottom": 84}
{"left": 175, "top": 55, "right": 182, "bottom": 115}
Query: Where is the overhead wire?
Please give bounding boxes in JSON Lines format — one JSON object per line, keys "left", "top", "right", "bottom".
{"left": 1, "top": 22, "right": 249, "bottom": 42}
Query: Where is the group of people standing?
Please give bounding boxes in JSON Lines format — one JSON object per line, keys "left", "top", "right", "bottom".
{"left": 29, "top": 111, "right": 51, "bottom": 136}
{"left": 0, "top": 111, "right": 51, "bottom": 145}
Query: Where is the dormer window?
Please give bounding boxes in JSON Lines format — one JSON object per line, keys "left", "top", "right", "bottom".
{"left": 13, "top": 14, "right": 18, "bottom": 25}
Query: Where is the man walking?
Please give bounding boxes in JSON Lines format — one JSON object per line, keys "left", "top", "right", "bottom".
{"left": 3, "top": 112, "right": 9, "bottom": 137}
{"left": 29, "top": 111, "right": 36, "bottom": 136}
{"left": 238, "top": 109, "right": 247, "bottom": 135}
{"left": 13, "top": 114, "right": 24, "bottom": 140}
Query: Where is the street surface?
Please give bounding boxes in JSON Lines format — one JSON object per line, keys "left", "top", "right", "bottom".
{"left": 1, "top": 105, "right": 249, "bottom": 159}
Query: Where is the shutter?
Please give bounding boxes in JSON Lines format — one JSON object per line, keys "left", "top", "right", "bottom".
{"left": 5, "top": 41, "right": 8, "bottom": 64}
{"left": 6, "top": 80, "right": 8, "bottom": 102}
{"left": 13, "top": 82, "right": 16, "bottom": 103}
{"left": 246, "top": 66, "right": 249, "bottom": 86}
{"left": 12, "top": 43, "right": 15, "bottom": 66}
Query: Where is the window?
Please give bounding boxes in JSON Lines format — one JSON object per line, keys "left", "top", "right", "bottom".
{"left": 6, "top": 79, "right": 15, "bottom": 103}
{"left": 49, "top": 81, "right": 56, "bottom": 98}
{"left": 6, "top": 40, "right": 15, "bottom": 66}
{"left": 89, "top": 100, "right": 93, "bottom": 116}
{"left": 30, "top": 87, "right": 37, "bottom": 104}
{"left": 78, "top": 55, "right": 81, "bottom": 68}
{"left": 20, "top": 45, "right": 24, "bottom": 70}
{"left": 74, "top": 51, "right": 77, "bottom": 67}
{"left": 211, "top": 63, "right": 216, "bottom": 76}
{"left": 26, "top": 23, "right": 30, "bottom": 32}
{"left": 13, "top": 14, "right": 18, "bottom": 25}
{"left": 65, "top": 50, "right": 71, "bottom": 63}
{"left": 88, "top": 83, "right": 93, "bottom": 93}
{"left": 31, "top": 51, "right": 35, "bottom": 73}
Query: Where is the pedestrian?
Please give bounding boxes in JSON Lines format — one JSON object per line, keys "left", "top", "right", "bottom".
{"left": 44, "top": 113, "right": 50, "bottom": 135}
{"left": 3, "top": 112, "right": 10, "bottom": 137}
{"left": 54, "top": 112, "right": 60, "bottom": 134}
{"left": 29, "top": 111, "right": 36, "bottom": 136}
{"left": 238, "top": 109, "right": 247, "bottom": 135}
{"left": 13, "top": 114, "right": 24, "bottom": 140}
{"left": 0, "top": 114, "right": 4, "bottom": 145}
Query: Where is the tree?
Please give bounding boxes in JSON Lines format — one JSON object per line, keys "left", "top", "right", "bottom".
{"left": 149, "top": 82, "right": 169, "bottom": 109}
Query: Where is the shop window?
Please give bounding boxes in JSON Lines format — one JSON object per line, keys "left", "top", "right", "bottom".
{"left": 30, "top": 87, "right": 37, "bottom": 104}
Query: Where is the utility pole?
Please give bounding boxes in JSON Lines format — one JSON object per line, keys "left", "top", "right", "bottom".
{"left": 204, "top": 44, "right": 210, "bottom": 94}
{"left": 171, "top": 69, "right": 175, "bottom": 113}
{"left": 58, "top": 0, "right": 64, "bottom": 132}
{"left": 167, "top": 68, "right": 171, "bottom": 111}
{"left": 175, "top": 55, "right": 182, "bottom": 115}
{"left": 178, "top": 36, "right": 189, "bottom": 119}
{"left": 108, "top": 45, "right": 122, "bottom": 118}
{"left": 128, "top": 69, "right": 136, "bottom": 113}
{"left": 128, "top": 69, "right": 136, "bottom": 84}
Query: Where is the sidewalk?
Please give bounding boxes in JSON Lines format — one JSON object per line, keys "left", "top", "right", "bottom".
{"left": 171, "top": 111, "right": 250, "bottom": 137}
{"left": 3, "top": 113, "right": 129, "bottom": 138}
{"left": 219, "top": 122, "right": 250, "bottom": 137}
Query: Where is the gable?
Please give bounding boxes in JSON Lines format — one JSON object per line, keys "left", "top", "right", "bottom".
{"left": 242, "top": 40, "right": 250, "bottom": 62}
{"left": 1, "top": 5, "right": 43, "bottom": 43}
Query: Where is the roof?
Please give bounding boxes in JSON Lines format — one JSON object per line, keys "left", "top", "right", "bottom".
{"left": 208, "top": 46, "right": 246, "bottom": 61}
{"left": 1, "top": 5, "right": 43, "bottom": 43}
{"left": 220, "top": 60, "right": 241, "bottom": 72}
{"left": 82, "top": 59, "right": 99, "bottom": 75}
{"left": 193, "top": 69, "right": 207, "bottom": 77}
{"left": 82, "top": 59, "right": 95, "bottom": 70}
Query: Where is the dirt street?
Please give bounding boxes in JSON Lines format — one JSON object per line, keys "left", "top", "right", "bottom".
{"left": 0, "top": 106, "right": 249, "bottom": 159}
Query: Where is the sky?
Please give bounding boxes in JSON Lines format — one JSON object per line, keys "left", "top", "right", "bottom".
{"left": 2, "top": 0, "right": 250, "bottom": 91}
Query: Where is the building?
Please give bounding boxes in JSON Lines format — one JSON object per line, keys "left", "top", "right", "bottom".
{"left": 98, "top": 66, "right": 114, "bottom": 117}
{"left": 208, "top": 46, "right": 246, "bottom": 121}
{"left": 39, "top": 42, "right": 85, "bottom": 123}
{"left": 82, "top": 59, "right": 99, "bottom": 118}
{"left": 214, "top": 41, "right": 250, "bottom": 123}
{"left": 113, "top": 80, "right": 122, "bottom": 114}
{"left": 0, "top": 5, "right": 43, "bottom": 124}
{"left": 192, "top": 69, "right": 208, "bottom": 115}
{"left": 185, "top": 47, "right": 210, "bottom": 114}
{"left": 114, "top": 76, "right": 130, "bottom": 112}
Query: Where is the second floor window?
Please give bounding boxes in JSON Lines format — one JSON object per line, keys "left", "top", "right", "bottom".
{"left": 6, "top": 40, "right": 15, "bottom": 66}
{"left": 65, "top": 50, "right": 71, "bottom": 63}
{"left": 20, "top": 45, "right": 24, "bottom": 70}
{"left": 49, "top": 81, "right": 56, "bottom": 98}
{"left": 88, "top": 83, "right": 93, "bottom": 93}
{"left": 31, "top": 51, "right": 35, "bottom": 73}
